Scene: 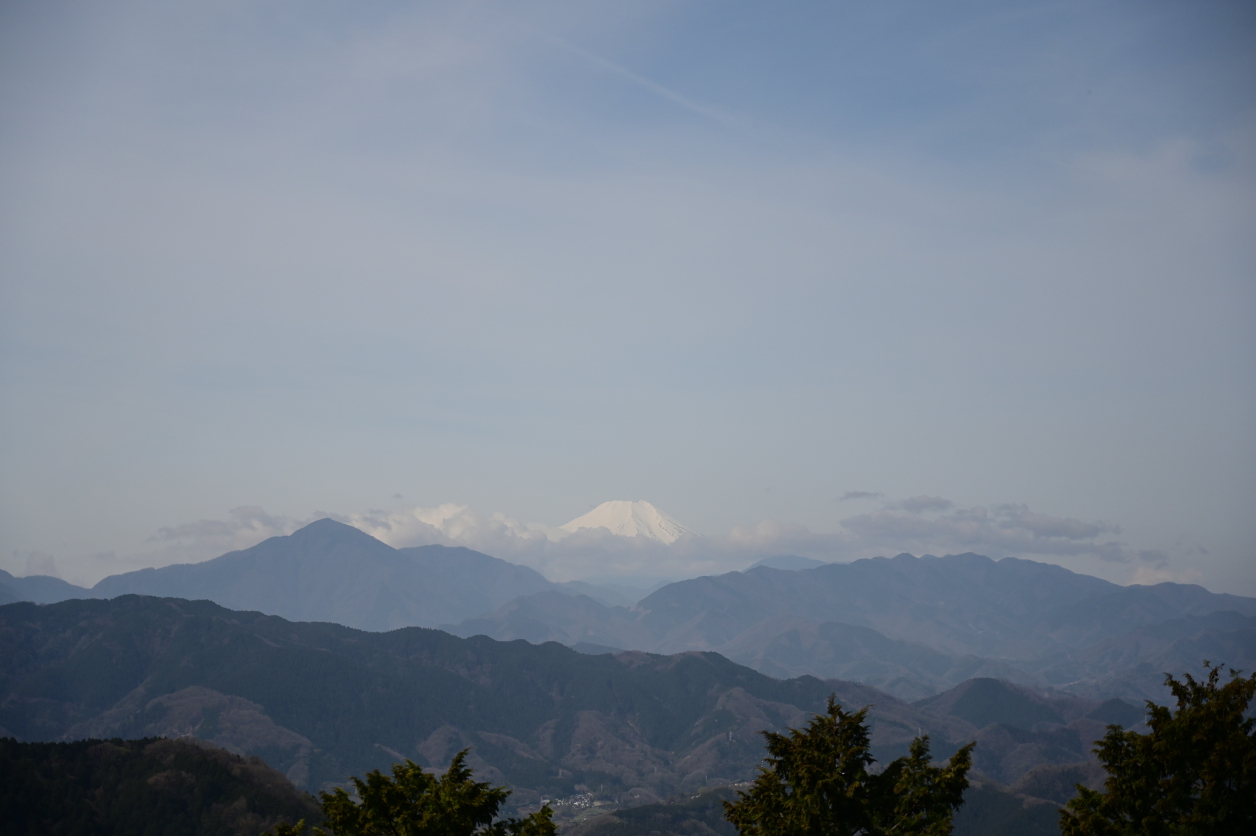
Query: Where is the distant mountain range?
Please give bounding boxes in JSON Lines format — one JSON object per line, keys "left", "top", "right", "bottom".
{"left": 90, "top": 520, "right": 560, "bottom": 631}
{"left": 1, "top": 521, "right": 623, "bottom": 631}
{"left": 450, "top": 553, "right": 1256, "bottom": 702}
{"left": 0, "top": 595, "right": 1142, "bottom": 807}
{"left": 4, "top": 519, "right": 1253, "bottom": 703}
{"left": 0, "top": 569, "right": 91, "bottom": 605}
{"left": 746, "top": 555, "right": 831, "bottom": 571}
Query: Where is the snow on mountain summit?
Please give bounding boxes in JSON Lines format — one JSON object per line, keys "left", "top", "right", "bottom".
{"left": 559, "top": 501, "right": 692, "bottom": 544}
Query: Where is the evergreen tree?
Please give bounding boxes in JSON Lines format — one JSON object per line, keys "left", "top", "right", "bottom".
{"left": 723, "top": 696, "right": 974, "bottom": 836}
{"left": 271, "top": 750, "right": 554, "bottom": 836}
{"left": 1060, "top": 662, "right": 1256, "bottom": 836}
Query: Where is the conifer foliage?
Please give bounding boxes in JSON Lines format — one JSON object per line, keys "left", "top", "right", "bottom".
{"left": 723, "top": 696, "right": 974, "bottom": 836}
{"left": 272, "top": 750, "right": 554, "bottom": 836}
{"left": 1060, "top": 663, "right": 1256, "bottom": 836}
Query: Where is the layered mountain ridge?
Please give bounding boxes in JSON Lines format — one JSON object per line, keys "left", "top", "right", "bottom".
{"left": 0, "top": 595, "right": 1144, "bottom": 805}
{"left": 450, "top": 554, "right": 1256, "bottom": 702}
{"left": 4, "top": 519, "right": 1252, "bottom": 703}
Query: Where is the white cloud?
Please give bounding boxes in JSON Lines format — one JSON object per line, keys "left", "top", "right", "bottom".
{"left": 344, "top": 495, "right": 1145, "bottom": 582}
{"left": 346, "top": 504, "right": 724, "bottom": 582}
{"left": 896, "top": 495, "right": 954, "bottom": 513}
{"left": 4, "top": 507, "right": 312, "bottom": 587}
{"left": 838, "top": 503, "right": 1127, "bottom": 562}
{"left": 147, "top": 505, "right": 307, "bottom": 556}
{"left": 350, "top": 504, "right": 551, "bottom": 554}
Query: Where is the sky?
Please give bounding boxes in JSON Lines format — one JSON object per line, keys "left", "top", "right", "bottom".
{"left": 1, "top": 0, "right": 1253, "bottom": 592}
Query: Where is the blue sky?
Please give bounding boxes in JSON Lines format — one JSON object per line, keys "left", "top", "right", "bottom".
{"left": 1, "top": 1, "right": 1253, "bottom": 590}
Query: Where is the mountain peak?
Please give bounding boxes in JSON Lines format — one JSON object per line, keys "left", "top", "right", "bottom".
{"left": 289, "top": 518, "right": 374, "bottom": 541}
{"left": 559, "top": 501, "right": 692, "bottom": 544}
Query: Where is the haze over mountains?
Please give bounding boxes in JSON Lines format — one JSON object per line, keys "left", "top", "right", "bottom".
{"left": 3, "top": 517, "right": 1252, "bottom": 705}
{"left": 0, "top": 595, "right": 1145, "bottom": 802}
{"left": 454, "top": 554, "right": 1256, "bottom": 702}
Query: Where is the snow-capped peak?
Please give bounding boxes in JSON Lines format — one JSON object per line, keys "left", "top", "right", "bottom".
{"left": 559, "top": 501, "right": 692, "bottom": 544}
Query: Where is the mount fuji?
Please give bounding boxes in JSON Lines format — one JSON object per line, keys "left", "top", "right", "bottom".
{"left": 559, "top": 500, "right": 692, "bottom": 544}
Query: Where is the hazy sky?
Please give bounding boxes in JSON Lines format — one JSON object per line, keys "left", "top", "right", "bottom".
{"left": 2, "top": 1, "right": 1253, "bottom": 591}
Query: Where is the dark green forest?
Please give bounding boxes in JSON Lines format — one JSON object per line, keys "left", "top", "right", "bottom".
{"left": 0, "top": 737, "right": 318, "bottom": 836}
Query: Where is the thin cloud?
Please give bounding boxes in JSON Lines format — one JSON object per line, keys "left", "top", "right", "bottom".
{"left": 1138, "top": 549, "right": 1170, "bottom": 568}
{"left": 840, "top": 503, "right": 1128, "bottom": 562}
{"left": 992, "top": 504, "right": 1115, "bottom": 540}
{"left": 351, "top": 497, "right": 1141, "bottom": 580}
{"left": 147, "top": 506, "right": 311, "bottom": 562}
{"left": 839, "top": 491, "right": 883, "bottom": 501}
{"left": 897, "top": 496, "right": 954, "bottom": 514}
{"left": 528, "top": 25, "right": 742, "bottom": 130}
{"left": 1130, "top": 565, "right": 1202, "bottom": 586}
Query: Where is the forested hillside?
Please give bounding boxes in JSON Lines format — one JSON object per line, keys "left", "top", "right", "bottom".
{"left": 0, "top": 595, "right": 941, "bottom": 808}
{"left": 0, "top": 736, "right": 317, "bottom": 835}
{"left": 2, "top": 595, "right": 1148, "bottom": 810}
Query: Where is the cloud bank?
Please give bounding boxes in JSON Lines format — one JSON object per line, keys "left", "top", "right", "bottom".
{"left": 64, "top": 494, "right": 1168, "bottom": 587}
{"left": 352, "top": 495, "right": 1190, "bottom": 583}
{"left": 7, "top": 496, "right": 1205, "bottom": 591}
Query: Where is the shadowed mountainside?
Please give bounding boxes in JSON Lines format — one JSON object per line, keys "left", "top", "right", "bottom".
{"left": 0, "top": 594, "right": 1156, "bottom": 826}
{"left": 0, "top": 595, "right": 987, "bottom": 809}
{"left": 0, "top": 592, "right": 1155, "bottom": 803}
{"left": 0, "top": 736, "right": 318, "bottom": 835}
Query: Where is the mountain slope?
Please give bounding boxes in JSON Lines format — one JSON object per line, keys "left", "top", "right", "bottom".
{"left": 90, "top": 519, "right": 554, "bottom": 631}
{"left": 636, "top": 554, "right": 1123, "bottom": 658}
{"left": 0, "top": 736, "right": 318, "bottom": 835}
{"left": 1027, "top": 611, "right": 1256, "bottom": 700}
{"left": 714, "top": 618, "right": 1040, "bottom": 702}
{"left": 456, "top": 553, "right": 1256, "bottom": 701}
{"left": 450, "top": 591, "right": 655, "bottom": 649}
{"left": 0, "top": 595, "right": 979, "bottom": 806}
